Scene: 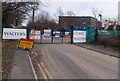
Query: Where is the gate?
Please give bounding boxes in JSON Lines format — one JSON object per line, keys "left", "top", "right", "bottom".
{"left": 29, "top": 28, "right": 72, "bottom": 44}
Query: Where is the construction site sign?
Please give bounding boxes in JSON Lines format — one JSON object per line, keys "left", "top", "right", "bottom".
{"left": 73, "top": 30, "right": 86, "bottom": 43}
{"left": 44, "top": 29, "right": 51, "bottom": 39}
{"left": 18, "top": 38, "right": 34, "bottom": 49}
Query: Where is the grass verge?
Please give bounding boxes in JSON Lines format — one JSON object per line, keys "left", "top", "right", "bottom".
{"left": 2, "top": 40, "right": 18, "bottom": 79}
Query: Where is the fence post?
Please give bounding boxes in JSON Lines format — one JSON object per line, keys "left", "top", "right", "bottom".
{"left": 51, "top": 30, "right": 53, "bottom": 44}
{"left": 94, "top": 29, "right": 98, "bottom": 43}
{"left": 71, "top": 30, "right": 73, "bottom": 44}
{"left": 27, "top": 28, "right": 30, "bottom": 39}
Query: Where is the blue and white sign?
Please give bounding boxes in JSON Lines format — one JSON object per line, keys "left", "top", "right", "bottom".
{"left": 73, "top": 30, "right": 86, "bottom": 43}
{"left": 55, "top": 31, "right": 60, "bottom": 39}
{"left": 3, "top": 28, "right": 27, "bottom": 39}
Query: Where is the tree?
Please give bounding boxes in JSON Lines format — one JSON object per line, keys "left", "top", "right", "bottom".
{"left": 66, "top": 11, "right": 75, "bottom": 16}
{"left": 92, "top": 7, "right": 102, "bottom": 20}
{"left": 27, "top": 10, "right": 60, "bottom": 30}
{"left": 53, "top": 7, "right": 64, "bottom": 23}
{"left": 2, "top": 2, "right": 40, "bottom": 26}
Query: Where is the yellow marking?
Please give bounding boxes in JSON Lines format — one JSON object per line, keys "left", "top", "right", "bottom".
{"left": 38, "top": 63, "right": 48, "bottom": 81}
{"left": 33, "top": 49, "right": 38, "bottom": 56}
{"left": 41, "top": 62, "right": 54, "bottom": 80}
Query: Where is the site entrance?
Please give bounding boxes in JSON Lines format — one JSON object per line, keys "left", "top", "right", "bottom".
{"left": 29, "top": 29, "right": 72, "bottom": 44}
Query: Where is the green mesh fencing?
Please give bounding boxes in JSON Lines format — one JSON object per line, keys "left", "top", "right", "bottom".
{"left": 86, "top": 30, "right": 120, "bottom": 42}
{"left": 98, "top": 30, "right": 120, "bottom": 37}
{"left": 86, "top": 29, "right": 95, "bottom": 42}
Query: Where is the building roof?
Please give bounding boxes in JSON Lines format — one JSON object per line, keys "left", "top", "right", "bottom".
{"left": 59, "top": 16, "right": 97, "bottom": 20}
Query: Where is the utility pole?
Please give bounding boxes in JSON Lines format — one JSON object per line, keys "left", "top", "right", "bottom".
{"left": 15, "top": 2, "right": 18, "bottom": 27}
{"left": 99, "top": 14, "right": 102, "bottom": 22}
{"left": 32, "top": 8, "right": 35, "bottom": 24}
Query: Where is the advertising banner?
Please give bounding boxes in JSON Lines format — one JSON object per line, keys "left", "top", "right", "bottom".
{"left": 30, "top": 30, "right": 35, "bottom": 39}
{"left": 2, "top": 28, "right": 27, "bottom": 39}
{"left": 73, "top": 30, "right": 86, "bottom": 43}
{"left": 55, "top": 31, "right": 60, "bottom": 39}
{"left": 64, "top": 32, "right": 70, "bottom": 39}
{"left": 44, "top": 29, "right": 51, "bottom": 39}
{"left": 30, "top": 30, "right": 41, "bottom": 39}
{"left": 35, "top": 30, "right": 41, "bottom": 39}
{"left": 18, "top": 38, "right": 34, "bottom": 49}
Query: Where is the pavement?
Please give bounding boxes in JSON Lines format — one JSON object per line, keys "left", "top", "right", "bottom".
{"left": 0, "top": 42, "right": 2, "bottom": 80}
{"left": 75, "top": 43, "right": 119, "bottom": 58}
{"left": 11, "top": 48, "right": 34, "bottom": 79}
{"left": 33, "top": 44, "right": 118, "bottom": 79}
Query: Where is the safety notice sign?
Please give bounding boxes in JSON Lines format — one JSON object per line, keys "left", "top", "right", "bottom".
{"left": 18, "top": 38, "right": 34, "bottom": 49}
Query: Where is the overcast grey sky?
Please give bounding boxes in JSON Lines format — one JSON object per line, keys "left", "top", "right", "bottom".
{"left": 22, "top": 0, "right": 120, "bottom": 26}
{"left": 42, "top": 0, "right": 119, "bottom": 19}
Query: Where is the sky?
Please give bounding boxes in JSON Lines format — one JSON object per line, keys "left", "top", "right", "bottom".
{"left": 41, "top": 0, "right": 119, "bottom": 19}
{"left": 22, "top": 0, "right": 120, "bottom": 26}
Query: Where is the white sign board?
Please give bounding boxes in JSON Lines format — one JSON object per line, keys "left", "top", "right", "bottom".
{"left": 3, "top": 28, "right": 27, "bottom": 39}
{"left": 35, "top": 30, "right": 41, "bottom": 34}
{"left": 73, "top": 30, "right": 86, "bottom": 43}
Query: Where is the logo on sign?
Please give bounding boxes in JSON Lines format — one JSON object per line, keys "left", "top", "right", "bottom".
{"left": 4, "top": 32, "right": 26, "bottom": 36}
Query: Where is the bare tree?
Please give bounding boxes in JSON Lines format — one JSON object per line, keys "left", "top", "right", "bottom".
{"left": 92, "top": 7, "right": 102, "bottom": 19}
{"left": 66, "top": 11, "right": 75, "bottom": 16}
{"left": 27, "top": 10, "right": 59, "bottom": 29}
{"left": 53, "top": 7, "right": 64, "bottom": 23}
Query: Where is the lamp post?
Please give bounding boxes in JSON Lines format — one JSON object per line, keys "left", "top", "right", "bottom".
{"left": 99, "top": 14, "right": 102, "bottom": 22}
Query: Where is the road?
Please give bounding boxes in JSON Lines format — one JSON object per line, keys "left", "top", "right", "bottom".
{"left": 34, "top": 44, "right": 118, "bottom": 79}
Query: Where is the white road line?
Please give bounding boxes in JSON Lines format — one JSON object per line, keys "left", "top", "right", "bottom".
{"left": 27, "top": 51, "right": 38, "bottom": 81}
{"left": 38, "top": 63, "right": 48, "bottom": 80}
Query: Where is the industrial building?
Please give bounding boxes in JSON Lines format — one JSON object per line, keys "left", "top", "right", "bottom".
{"left": 59, "top": 16, "right": 102, "bottom": 29}
{"left": 118, "top": 1, "right": 120, "bottom": 25}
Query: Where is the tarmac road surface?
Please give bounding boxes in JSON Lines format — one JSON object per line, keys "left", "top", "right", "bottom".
{"left": 34, "top": 44, "right": 118, "bottom": 79}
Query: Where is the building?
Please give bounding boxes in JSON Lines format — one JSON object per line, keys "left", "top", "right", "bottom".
{"left": 59, "top": 16, "right": 102, "bottom": 29}
{"left": 118, "top": 1, "right": 120, "bottom": 25}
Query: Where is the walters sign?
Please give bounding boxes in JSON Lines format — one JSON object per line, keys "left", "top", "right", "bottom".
{"left": 73, "top": 30, "right": 86, "bottom": 43}
{"left": 2, "top": 28, "right": 27, "bottom": 39}
{"left": 18, "top": 38, "right": 34, "bottom": 49}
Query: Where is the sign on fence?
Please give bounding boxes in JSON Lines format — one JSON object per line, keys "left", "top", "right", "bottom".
{"left": 18, "top": 38, "right": 34, "bottom": 49}
{"left": 35, "top": 30, "right": 41, "bottom": 39}
{"left": 73, "top": 30, "right": 86, "bottom": 43}
{"left": 65, "top": 32, "right": 70, "bottom": 39}
{"left": 30, "top": 30, "right": 41, "bottom": 39}
{"left": 55, "top": 31, "right": 60, "bottom": 39}
{"left": 44, "top": 29, "right": 51, "bottom": 39}
{"left": 3, "top": 28, "right": 27, "bottom": 39}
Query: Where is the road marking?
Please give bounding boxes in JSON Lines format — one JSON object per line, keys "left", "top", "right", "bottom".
{"left": 33, "top": 49, "right": 54, "bottom": 80}
{"left": 33, "top": 49, "right": 38, "bottom": 56}
{"left": 38, "top": 63, "right": 48, "bottom": 80}
{"left": 40, "top": 62, "right": 53, "bottom": 80}
{"left": 27, "top": 51, "right": 38, "bottom": 81}
{"left": 41, "top": 62, "right": 45, "bottom": 67}
{"left": 44, "top": 67, "right": 53, "bottom": 80}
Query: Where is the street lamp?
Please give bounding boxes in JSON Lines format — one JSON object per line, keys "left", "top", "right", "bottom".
{"left": 99, "top": 14, "right": 102, "bottom": 22}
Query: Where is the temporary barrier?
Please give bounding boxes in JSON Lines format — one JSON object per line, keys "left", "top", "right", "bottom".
{"left": 28, "top": 26, "right": 120, "bottom": 44}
